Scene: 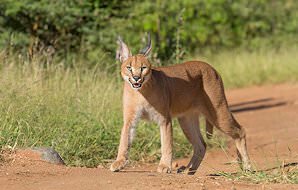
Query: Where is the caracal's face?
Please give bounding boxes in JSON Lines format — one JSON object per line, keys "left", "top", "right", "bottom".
{"left": 121, "top": 54, "right": 152, "bottom": 90}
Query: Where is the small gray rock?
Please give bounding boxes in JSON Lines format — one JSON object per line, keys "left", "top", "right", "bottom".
{"left": 31, "top": 147, "right": 65, "bottom": 165}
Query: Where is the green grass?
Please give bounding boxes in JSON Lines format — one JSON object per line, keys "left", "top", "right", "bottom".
{"left": 193, "top": 44, "right": 298, "bottom": 88}
{"left": 0, "top": 52, "right": 198, "bottom": 167}
{"left": 216, "top": 163, "right": 298, "bottom": 184}
{"left": 0, "top": 45, "right": 297, "bottom": 170}
{"left": 0, "top": 57, "right": 122, "bottom": 167}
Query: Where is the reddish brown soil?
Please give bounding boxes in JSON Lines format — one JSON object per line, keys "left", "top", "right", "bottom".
{"left": 1, "top": 83, "right": 298, "bottom": 190}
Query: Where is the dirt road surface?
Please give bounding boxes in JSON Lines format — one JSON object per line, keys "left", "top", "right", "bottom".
{"left": 1, "top": 83, "right": 298, "bottom": 190}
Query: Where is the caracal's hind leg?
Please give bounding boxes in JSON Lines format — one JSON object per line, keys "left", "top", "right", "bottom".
{"left": 201, "top": 69, "right": 252, "bottom": 171}
{"left": 177, "top": 114, "right": 206, "bottom": 175}
{"left": 231, "top": 116, "right": 252, "bottom": 171}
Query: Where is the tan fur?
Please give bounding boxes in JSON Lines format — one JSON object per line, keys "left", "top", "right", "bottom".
{"left": 110, "top": 40, "right": 251, "bottom": 174}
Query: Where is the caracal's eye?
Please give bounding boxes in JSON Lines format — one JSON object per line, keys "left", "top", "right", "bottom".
{"left": 126, "top": 66, "right": 132, "bottom": 71}
{"left": 141, "top": 66, "right": 147, "bottom": 71}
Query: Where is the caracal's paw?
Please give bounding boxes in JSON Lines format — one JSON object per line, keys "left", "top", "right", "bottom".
{"left": 176, "top": 166, "right": 196, "bottom": 175}
{"left": 157, "top": 164, "right": 172, "bottom": 173}
{"left": 110, "top": 159, "right": 127, "bottom": 172}
{"left": 242, "top": 162, "right": 253, "bottom": 172}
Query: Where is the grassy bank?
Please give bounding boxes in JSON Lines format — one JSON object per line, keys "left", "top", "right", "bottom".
{"left": 0, "top": 45, "right": 297, "bottom": 168}
{"left": 193, "top": 44, "right": 298, "bottom": 88}
{"left": 0, "top": 52, "right": 196, "bottom": 167}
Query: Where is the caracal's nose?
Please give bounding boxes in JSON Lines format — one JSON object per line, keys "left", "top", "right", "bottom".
{"left": 133, "top": 76, "right": 141, "bottom": 82}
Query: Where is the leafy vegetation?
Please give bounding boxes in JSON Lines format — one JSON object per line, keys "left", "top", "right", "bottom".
{"left": 0, "top": 0, "right": 297, "bottom": 63}
{"left": 0, "top": 3, "right": 297, "bottom": 186}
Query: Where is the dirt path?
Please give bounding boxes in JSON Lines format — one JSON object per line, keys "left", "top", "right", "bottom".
{"left": 1, "top": 83, "right": 298, "bottom": 190}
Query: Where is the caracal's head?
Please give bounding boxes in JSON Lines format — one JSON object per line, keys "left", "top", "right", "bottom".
{"left": 116, "top": 34, "right": 152, "bottom": 90}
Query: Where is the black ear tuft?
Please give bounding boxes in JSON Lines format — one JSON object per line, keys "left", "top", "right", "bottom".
{"left": 139, "top": 33, "right": 152, "bottom": 56}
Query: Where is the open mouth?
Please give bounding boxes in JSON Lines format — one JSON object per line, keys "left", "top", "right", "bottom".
{"left": 128, "top": 79, "right": 142, "bottom": 89}
{"left": 131, "top": 82, "right": 142, "bottom": 89}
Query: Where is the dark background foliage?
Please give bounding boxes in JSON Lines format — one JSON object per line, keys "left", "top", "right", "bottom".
{"left": 0, "top": 0, "right": 297, "bottom": 63}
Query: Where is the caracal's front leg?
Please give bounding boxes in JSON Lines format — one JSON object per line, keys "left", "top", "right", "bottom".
{"left": 110, "top": 108, "right": 139, "bottom": 172}
{"left": 157, "top": 119, "right": 173, "bottom": 173}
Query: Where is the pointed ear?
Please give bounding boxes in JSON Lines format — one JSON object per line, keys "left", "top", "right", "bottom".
{"left": 116, "top": 36, "right": 132, "bottom": 62}
{"left": 139, "top": 33, "right": 152, "bottom": 57}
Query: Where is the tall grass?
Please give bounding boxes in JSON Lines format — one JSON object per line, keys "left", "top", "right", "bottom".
{"left": 0, "top": 51, "right": 195, "bottom": 167}
{"left": 193, "top": 44, "right": 298, "bottom": 88}
{"left": 0, "top": 55, "right": 120, "bottom": 167}
{"left": 0, "top": 45, "right": 297, "bottom": 168}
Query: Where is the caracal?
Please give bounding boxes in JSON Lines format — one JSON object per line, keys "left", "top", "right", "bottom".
{"left": 110, "top": 34, "right": 251, "bottom": 174}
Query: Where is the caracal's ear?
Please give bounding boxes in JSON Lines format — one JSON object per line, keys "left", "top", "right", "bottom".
{"left": 139, "top": 33, "right": 152, "bottom": 57}
{"left": 116, "top": 36, "right": 132, "bottom": 63}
